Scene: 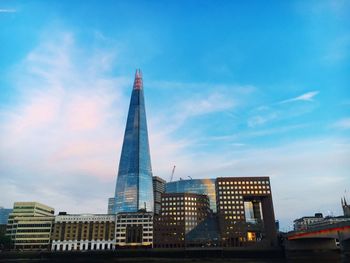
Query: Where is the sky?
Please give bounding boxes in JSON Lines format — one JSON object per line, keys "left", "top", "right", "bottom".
{"left": 0, "top": 0, "right": 349, "bottom": 231}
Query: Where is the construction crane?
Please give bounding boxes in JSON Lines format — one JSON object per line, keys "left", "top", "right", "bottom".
{"left": 169, "top": 165, "right": 176, "bottom": 182}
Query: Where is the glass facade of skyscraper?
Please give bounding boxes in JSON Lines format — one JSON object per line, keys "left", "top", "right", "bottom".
{"left": 0, "top": 207, "right": 12, "bottom": 225}
{"left": 113, "top": 70, "right": 154, "bottom": 213}
{"left": 165, "top": 179, "right": 217, "bottom": 212}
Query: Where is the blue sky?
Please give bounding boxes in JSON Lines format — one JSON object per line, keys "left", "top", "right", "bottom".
{"left": 0, "top": 0, "right": 349, "bottom": 230}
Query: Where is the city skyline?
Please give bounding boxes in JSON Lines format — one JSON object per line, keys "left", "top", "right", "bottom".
{"left": 0, "top": 0, "right": 349, "bottom": 230}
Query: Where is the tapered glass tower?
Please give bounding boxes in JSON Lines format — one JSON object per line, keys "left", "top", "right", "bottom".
{"left": 113, "top": 70, "right": 154, "bottom": 213}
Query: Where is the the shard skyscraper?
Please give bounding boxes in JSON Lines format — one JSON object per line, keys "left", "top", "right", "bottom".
{"left": 113, "top": 69, "right": 154, "bottom": 213}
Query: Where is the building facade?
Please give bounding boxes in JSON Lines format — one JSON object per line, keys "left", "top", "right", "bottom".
{"left": 113, "top": 70, "right": 154, "bottom": 213}
{"left": 166, "top": 179, "right": 216, "bottom": 212}
{"left": 6, "top": 202, "right": 55, "bottom": 250}
{"left": 216, "top": 177, "right": 277, "bottom": 247}
{"left": 115, "top": 211, "right": 153, "bottom": 247}
{"left": 51, "top": 214, "right": 115, "bottom": 251}
{"left": 153, "top": 193, "right": 211, "bottom": 248}
{"left": 293, "top": 213, "right": 324, "bottom": 231}
{"left": 0, "top": 207, "right": 12, "bottom": 225}
{"left": 108, "top": 198, "right": 115, "bottom": 214}
{"left": 153, "top": 176, "right": 166, "bottom": 215}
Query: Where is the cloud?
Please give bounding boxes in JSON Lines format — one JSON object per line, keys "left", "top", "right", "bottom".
{"left": 0, "top": 9, "right": 16, "bottom": 13}
{"left": 247, "top": 113, "right": 278, "bottom": 128}
{"left": 323, "top": 35, "right": 350, "bottom": 64}
{"left": 333, "top": 118, "right": 350, "bottom": 129}
{"left": 279, "top": 91, "right": 319, "bottom": 104}
{"left": 0, "top": 30, "right": 130, "bottom": 213}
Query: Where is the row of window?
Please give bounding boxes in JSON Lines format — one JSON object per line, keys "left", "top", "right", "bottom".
{"left": 219, "top": 199, "right": 244, "bottom": 204}
{"left": 220, "top": 205, "right": 244, "bottom": 210}
{"left": 162, "top": 201, "right": 207, "bottom": 207}
{"left": 161, "top": 211, "right": 198, "bottom": 216}
{"left": 224, "top": 215, "right": 244, "bottom": 220}
{"left": 219, "top": 190, "right": 270, "bottom": 197}
{"left": 115, "top": 233, "right": 153, "bottom": 239}
{"left": 218, "top": 185, "right": 270, "bottom": 190}
{"left": 162, "top": 206, "right": 206, "bottom": 211}
{"left": 116, "top": 238, "right": 152, "bottom": 242}
{"left": 15, "top": 234, "right": 50, "bottom": 238}
{"left": 222, "top": 210, "right": 245, "bottom": 215}
{"left": 116, "top": 228, "right": 152, "bottom": 232}
{"left": 218, "top": 181, "right": 269, "bottom": 185}
{"left": 116, "top": 219, "right": 152, "bottom": 223}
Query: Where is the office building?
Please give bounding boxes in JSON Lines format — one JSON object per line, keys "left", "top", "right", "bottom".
{"left": 166, "top": 179, "right": 216, "bottom": 212}
{"left": 108, "top": 198, "right": 115, "bottom": 214}
{"left": 216, "top": 177, "right": 277, "bottom": 247}
{"left": 153, "top": 193, "right": 211, "bottom": 248}
{"left": 6, "top": 202, "right": 55, "bottom": 250}
{"left": 153, "top": 176, "right": 166, "bottom": 215}
{"left": 293, "top": 213, "right": 324, "bottom": 231}
{"left": 51, "top": 213, "right": 115, "bottom": 251}
{"left": 0, "top": 207, "right": 12, "bottom": 225}
{"left": 115, "top": 211, "right": 153, "bottom": 247}
{"left": 113, "top": 70, "right": 154, "bottom": 213}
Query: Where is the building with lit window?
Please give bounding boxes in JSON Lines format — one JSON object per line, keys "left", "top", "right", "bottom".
{"left": 115, "top": 211, "right": 153, "bottom": 247}
{"left": 216, "top": 177, "right": 277, "bottom": 247}
{"left": 166, "top": 179, "right": 216, "bottom": 212}
{"left": 51, "top": 213, "right": 115, "bottom": 251}
{"left": 6, "top": 202, "right": 55, "bottom": 250}
{"left": 113, "top": 70, "right": 154, "bottom": 213}
{"left": 153, "top": 176, "right": 166, "bottom": 215}
{"left": 153, "top": 193, "right": 211, "bottom": 248}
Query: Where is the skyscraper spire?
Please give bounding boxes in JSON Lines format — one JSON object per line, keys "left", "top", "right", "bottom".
{"left": 133, "top": 69, "right": 143, "bottom": 90}
{"left": 113, "top": 69, "right": 154, "bottom": 213}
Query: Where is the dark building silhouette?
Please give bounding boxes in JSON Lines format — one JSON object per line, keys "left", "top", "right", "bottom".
{"left": 216, "top": 177, "right": 277, "bottom": 247}
{"left": 153, "top": 193, "right": 211, "bottom": 248}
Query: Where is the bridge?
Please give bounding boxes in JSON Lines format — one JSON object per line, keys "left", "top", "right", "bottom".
{"left": 285, "top": 220, "right": 350, "bottom": 252}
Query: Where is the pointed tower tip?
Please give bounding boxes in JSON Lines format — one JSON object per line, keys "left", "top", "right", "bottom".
{"left": 133, "top": 69, "right": 143, "bottom": 90}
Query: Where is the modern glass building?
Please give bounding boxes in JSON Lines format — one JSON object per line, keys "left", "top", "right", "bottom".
{"left": 113, "top": 70, "right": 154, "bottom": 213}
{"left": 0, "top": 207, "right": 12, "bottom": 225}
{"left": 166, "top": 179, "right": 217, "bottom": 212}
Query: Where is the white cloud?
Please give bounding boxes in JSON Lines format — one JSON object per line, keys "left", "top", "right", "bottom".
{"left": 0, "top": 8, "right": 16, "bottom": 13}
{"left": 279, "top": 91, "right": 319, "bottom": 104}
{"left": 333, "top": 118, "right": 350, "bottom": 129}
{"left": 247, "top": 113, "right": 278, "bottom": 128}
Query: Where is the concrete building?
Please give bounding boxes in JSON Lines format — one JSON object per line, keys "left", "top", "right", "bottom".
{"left": 153, "top": 193, "right": 211, "bottom": 248}
{"left": 115, "top": 211, "right": 153, "bottom": 247}
{"left": 293, "top": 213, "right": 324, "bottom": 231}
{"left": 153, "top": 176, "right": 166, "bottom": 215}
{"left": 51, "top": 213, "right": 115, "bottom": 251}
{"left": 216, "top": 177, "right": 277, "bottom": 247}
{"left": 6, "top": 202, "right": 55, "bottom": 250}
{"left": 0, "top": 207, "right": 12, "bottom": 225}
